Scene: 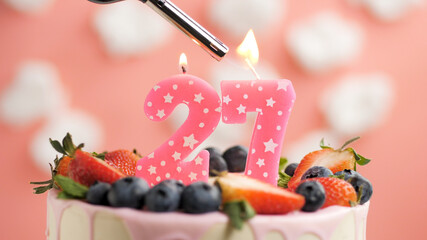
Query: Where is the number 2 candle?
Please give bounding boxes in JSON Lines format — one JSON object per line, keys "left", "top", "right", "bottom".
{"left": 136, "top": 54, "right": 221, "bottom": 186}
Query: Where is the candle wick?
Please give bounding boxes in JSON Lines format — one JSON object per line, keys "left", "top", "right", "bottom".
{"left": 245, "top": 58, "right": 260, "bottom": 80}
{"left": 181, "top": 65, "right": 187, "bottom": 74}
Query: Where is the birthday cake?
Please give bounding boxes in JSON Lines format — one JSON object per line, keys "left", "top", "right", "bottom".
{"left": 34, "top": 131, "right": 372, "bottom": 240}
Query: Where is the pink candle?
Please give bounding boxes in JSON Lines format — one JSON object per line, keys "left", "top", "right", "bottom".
{"left": 136, "top": 73, "right": 221, "bottom": 186}
{"left": 221, "top": 80, "right": 295, "bottom": 185}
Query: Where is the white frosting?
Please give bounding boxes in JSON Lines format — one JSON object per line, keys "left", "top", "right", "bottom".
{"left": 47, "top": 190, "right": 369, "bottom": 240}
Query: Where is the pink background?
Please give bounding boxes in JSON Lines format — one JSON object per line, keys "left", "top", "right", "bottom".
{"left": 1, "top": 0, "right": 426, "bottom": 239}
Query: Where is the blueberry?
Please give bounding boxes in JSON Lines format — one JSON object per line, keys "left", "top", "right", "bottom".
{"left": 205, "top": 147, "right": 222, "bottom": 157}
{"left": 209, "top": 154, "right": 228, "bottom": 176}
{"left": 87, "top": 181, "right": 111, "bottom": 206}
{"left": 334, "top": 169, "right": 360, "bottom": 180}
{"left": 295, "top": 181, "right": 326, "bottom": 212}
{"left": 284, "top": 163, "right": 299, "bottom": 177}
{"left": 222, "top": 145, "right": 248, "bottom": 172}
{"left": 301, "top": 166, "right": 333, "bottom": 180}
{"left": 107, "top": 177, "right": 149, "bottom": 209}
{"left": 181, "top": 182, "right": 221, "bottom": 214}
{"left": 347, "top": 175, "right": 373, "bottom": 205}
{"left": 145, "top": 180, "right": 182, "bottom": 212}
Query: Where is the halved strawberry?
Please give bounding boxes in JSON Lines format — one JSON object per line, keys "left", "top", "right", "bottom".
{"left": 103, "top": 149, "right": 140, "bottom": 176}
{"left": 31, "top": 133, "right": 84, "bottom": 194}
{"left": 68, "top": 150, "right": 125, "bottom": 187}
{"left": 287, "top": 137, "right": 370, "bottom": 191}
{"left": 216, "top": 173, "right": 305, "bottom": 214}
{"left": 301, "top": 177, "right": 357, "bottom": 208}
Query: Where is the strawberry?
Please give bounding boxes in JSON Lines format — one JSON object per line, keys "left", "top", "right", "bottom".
{"left": 300, "top": 177, "right": 357, "bottom": 208}
{"left": 31, "top": 133, "right": 84, "bottom": 194}
{"left": 287, "top": 137, "right": 370, "bottom": 191}
{"left": 68, "top": 149, "right": 125, "bottom": 187}
{"left": 216, "top": 173, "right": 305, "bottom": 214}
{"left": 57, "top": 156, "right": 72, "bottom": 176}
{"left": 104, "top": 149, "right": 140, "bottom": 176}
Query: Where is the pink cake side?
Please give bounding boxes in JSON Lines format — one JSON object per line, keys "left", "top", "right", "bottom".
{"left": 47, "top": 190, "right": 370, "bottom": 240}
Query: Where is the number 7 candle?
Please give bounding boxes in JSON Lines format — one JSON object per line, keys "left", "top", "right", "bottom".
{"left": 221, "top": 30, "right": 296, "bottom": 185}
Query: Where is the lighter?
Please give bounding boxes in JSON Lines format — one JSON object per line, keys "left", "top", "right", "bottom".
{"left": 88, "top": 0, "right": 229, "bottom": 61}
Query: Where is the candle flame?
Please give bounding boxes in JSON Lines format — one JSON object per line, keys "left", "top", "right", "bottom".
{"left": 179, "top": 53, "right": 188, "bottom": 74}
{"left": 236, "top": 29, "right": 259, "bottom": 65}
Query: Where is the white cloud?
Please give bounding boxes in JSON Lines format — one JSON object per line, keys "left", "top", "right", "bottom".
{"left": 0, "top": 61, "right": 69, "bottom": 126}
{"left": 30, "top": 109, "right": 103, "bottom": 173}
{"left": 93, "top": 0, "right": 172, "bottom": 57}
{"left": 348, "top": 0, "right": 424, "bottom": 21}
{"left": 286, "top": 12, "right": 363, "bottom": 72}
{"left": 3, "top": 0, "right": 54, "bottom": 13}
{"left": 210, "top": 0, "right": 285, "bottom": 38}
{"left": 320, "top": 73, "right": 394, "bottom": 136}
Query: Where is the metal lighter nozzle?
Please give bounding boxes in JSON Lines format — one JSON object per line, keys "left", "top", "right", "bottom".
{"left": 142, "top": 0, "right": 228, "bottom": 61}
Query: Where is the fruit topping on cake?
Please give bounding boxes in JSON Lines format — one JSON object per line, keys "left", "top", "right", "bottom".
{"left": 145, "top": 179, "right": 184, "bottom": 212}
{"left": 103, "top": 149, "right": 141, "bottom": 176}
{"left": 216, "top": 173, "right": 305, "bottom": 214}
{"left": 206, "top": 145, "right": 248, "bottom": 176}
{"left": 295, "top": 181, "right": 325, "bottom": 212}
{"left": 300, "top": 177, "right": 357, "bottom": 208}
{"left": 287, "top": 137, "right": 370, "bottom": 190}
{"left": 181, "top": 181, "right": 222, "bottom": 214}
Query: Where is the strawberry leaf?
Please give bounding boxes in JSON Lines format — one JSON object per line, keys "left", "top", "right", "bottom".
{"left": 223, "top": 200, "right": 256, "bottom": 230}
{"left": 352, "top": 149, "right": 371, "bottom": 166}
{"left": 50, "top": 139, "right": 66, "bottom": 155}
{"left": 278, "top": 157, "right": 288, "bottom": 172}
{"left": 277, "top": 171, "right": 292, "bottom": 188}
{"left": 320, "top": 138, "right": 332, "bottom": 149}
{"left": 54, "top": 175, "right": 88, "bottom": 199}
{"left": 340, "top": 136, "right": 360, "bottom": 150}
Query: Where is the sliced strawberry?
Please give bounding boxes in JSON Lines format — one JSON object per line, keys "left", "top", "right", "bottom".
{"left": 287, "top": 148, "right": 355, "bottom": 190}
{"left": 104, "top": 149, "right": 140, "bottom": 176}
{"left": 300, "top": 177, "right": 357, "bottom": 208}
{"left": 68, "top": 150, "right": 125, "bottom": 187}
{"left": 57, "top": 156, "right": 73, "bottom": 176}
{"left": 216, "top": 173, "right": 305, "bottom": 214}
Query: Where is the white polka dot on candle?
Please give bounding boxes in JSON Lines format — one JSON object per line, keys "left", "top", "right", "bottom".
{"left": 156, "top": 176, "right": 161, "bottom": 182}
{"left": 149, "top": 116, "right": 154, "bottom": 120}
{"left": 147, "top": 102, "right": 152, "bottom": 107}
{"left": 189, "top": 81, "right": 194, "bottom": 85}
{"left": 278, "top": 111, "right": 283, "bottom": 116}
{"left": 248, "top": 170, "right": 252, "bottom": 175}
{"left": 202, "top": 170, "right": 207, "bottom": 176}
{"left": 203, "top": 108, "right": 209, "bottom": 113}
{"left": 243, "top": 94, "right": 248, "bottom": 99}
{"left": 276, "top": 125, "right": 281, "bottom": 131}
{"left": 173, "top": 84, "right": 178, "bottom": 90}
{"left": 137, "top": 165, "right": 142, "bottom": 171}
{"left": 199, "top": 122, "right": 205, "bottom": 128}
{"left": 263, "top": 172, "right": 268, "bottom": 178}
{"left": 166, "top": 173, "right": 170, "bottom": 178}
{"left": 168, "top": 140, "right": 174, "bottom": 146}
{"left": 252, "top": 149, "right": 256, "bottom": 154}
{"left": 258, "top": 86, "right": 263, "bottom": 91}
{"left": 236, "top": 84, "right": 240, "bottom": 88}
{"left": 177, "top": 167, "right": 181, "bottom": 172}
{"left": 160, "top": 161, "right": 166, "bottom": 166}
{"left": 257, "top": 125, "right": 262, "bottom": 130}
